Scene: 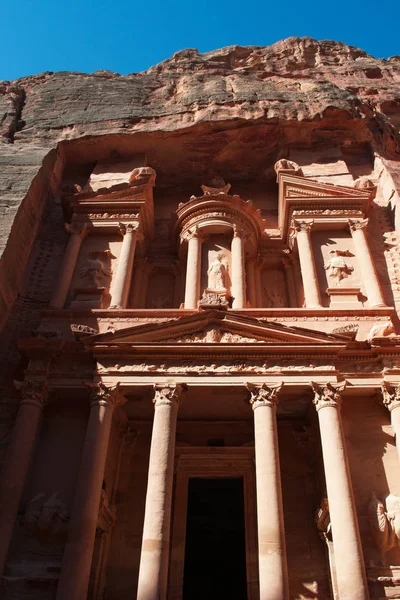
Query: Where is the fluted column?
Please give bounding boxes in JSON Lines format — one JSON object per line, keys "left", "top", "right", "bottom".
{"left": 183, "top": 228, "right": 203, "bottom": 309}
{"left": 50, "top": 223, "right": 87, "bottom": 308}
{"left": 231, "top": 226, "right": 246, "bottom": 309}
{"left": 247, "top": 383, "right": 289, "bottom": 600}
{"left": 349, "top": 219, "right": 386, "bottom": 307}
{"left": 381, "top": 383, "right": 400, "bottom": 461}
{"left": 292, "top": 221, "right": 322, "bottom": 308}
{"left": 246, "top": 256, "right": 257, "bottom": 307}
{"left": 312, "top": 382, "right": 369, "bottom": 600}
{"left": 137, "top": 385, "right": 185, "bottom": 600}
{"left": 0, "top": 381, "right": 48, "bottom": 576}
{"left": 57, "top": 384, "right": 126, "bottom": 600}
{"left": 110, "top": 222, "right": 140, "bottom": 309}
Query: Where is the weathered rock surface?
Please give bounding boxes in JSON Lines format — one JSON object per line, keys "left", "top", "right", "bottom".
{"left": 0, "top": 36, "right": 399, "bottom": 331}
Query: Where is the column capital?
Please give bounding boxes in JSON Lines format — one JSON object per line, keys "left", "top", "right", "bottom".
{"left": 184, "top": 226, "right": 205, "bottom": 242}
{"left": 311, "top": 381, "right": 346, "bottom": 411}
{"left": 291, "top": 219, "right": 314, "bottom": 234}
{"left": 65, "top": 222, "right": 88, "bottom": 237}
{"left": 233, "top": 224, "right": 248, "bottom": 239}
{"left": 381, "top": 382, "right": 400, "bottom": 412}
{"left": 348, "top": 218, "right": 369, "bottom": 233}
{"left": 118, "top": 221, "right": 140, "bottom": 236}
{"left": 86, "top": 382, "right": 127, "bottom": 409}
{"left": 153, "top": 384, "right": 186, "bottom": 408}
{"left": 247, "top": 382, "right": 283, "bottom": 409}
{"left": 14, "top": 380, "right": 48, "bottom": 409}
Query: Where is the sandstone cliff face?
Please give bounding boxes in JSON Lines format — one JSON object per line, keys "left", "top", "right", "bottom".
{"left": 0, "top": 36, "right": 399, "bottom": 331}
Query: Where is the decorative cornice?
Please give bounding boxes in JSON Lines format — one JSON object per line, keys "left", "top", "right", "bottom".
{"left": 311, "top": 381, "right": 346, "bottom": 411}
{"left": 381, "top": 382, "right": 400, "bottom": 412}
{"left": 153, "top": 384, "right": 186, "bottom": 408}
{"left": 246, "top": 382, "right": 283, "bottom": 409}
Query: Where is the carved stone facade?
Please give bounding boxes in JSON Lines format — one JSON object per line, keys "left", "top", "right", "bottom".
{"left": 0, "top": 39, "right": 400, "bottom": 600}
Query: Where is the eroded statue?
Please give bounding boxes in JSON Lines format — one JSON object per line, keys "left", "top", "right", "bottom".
{"left": 80, "top": 250, "right": 112, "bottom": 287}
{"left": 23, "top": 492, "right": 69, "bottom": 538}
{"left": 368, "top": 492, "right": 400, "bottom": 556}
{"left": 207, "top": 254, "right": 227, "bottom": 291}
{"left": 324, "top": 249, "right": 354, "bottom": 282}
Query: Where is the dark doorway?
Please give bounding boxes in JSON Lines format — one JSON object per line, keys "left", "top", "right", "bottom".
{"left": 182, "top": 477, "right": 247, "bottom": 600}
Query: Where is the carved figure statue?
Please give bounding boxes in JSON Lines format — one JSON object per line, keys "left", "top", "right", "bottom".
{"left": 274, "top": 159, "right": 303, "bottom": 177}
{"left": 368, "top": 492, "right": 400, "bottom": 557}
{"left": 207, "top": 254, "right": 227, "bottom": 291}
{"left": 24, "top": 492, "right": 69, "bottom": 538}
{"left": 324, "top": 249, "right": 354, "bottom": 282}
{"left": 79, "top": 250, "right": 112, "bottom": 287}
{"left": 367, "top": 322, "right": 395, "bottom": 342}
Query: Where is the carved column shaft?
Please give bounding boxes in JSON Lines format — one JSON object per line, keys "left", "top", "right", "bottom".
{"left": 57, "top": 385, "right": 125, "bottom": 600}
{"left": 0, "top": 382, "right": 47, "bottom": 576}
{"left": 293, "top": 221, "right": 322, "bottom": 308}
{"left": 130, "top": 262, "right": 145, "bottom": 308}
{"left": 184, "top": 230, "right": 202, "bottom": 309}
{"left": 50, "top": 224, "right": 86, "bottom": 309}
{"left": 249, "top": 384, "right": 289, "bottom": 600}
{"left": 231, "top": 227, "right": 246, "bottom": 309}
{"left": 312, "top": 383, "right": 369, "bottom": 600}
{"left": 255, "top": 260, "right": 263, "bottom": 307}
{"left": 282, "top": 257, "right": 298, "bottom": 308}
{"left": 246, "top": 257, "right": 257, "bottom": 307}
{"left": 137, "top": 385, "right": 184, "bottom": 600}
{"left": 381, "top": 383, "right": 400, "bottom": 461}
{"left": 349, "top": 219, "right": 385, "bottom": 308}
{"left": 110, "top": 223, "right": 139, "bottom": 309}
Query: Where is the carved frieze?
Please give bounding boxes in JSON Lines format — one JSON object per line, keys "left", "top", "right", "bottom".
{"left": 368, "top": 492, "right": 400, "bottom": 556}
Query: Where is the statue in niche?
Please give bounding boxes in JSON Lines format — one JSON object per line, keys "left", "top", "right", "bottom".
{"left": 23, "top": 492, "right": 69, "bottom": 538}
{"left": 79, "top": 250, "right": 112, "bottom": 287}
{"left": 368, "top": 492, "right": 400, "bottom": 557}
{"left": 207, "top": 254, "right": 227, "bottom": 291}
{"left": 324, "top": 249, "right": 354, "bottom": 282}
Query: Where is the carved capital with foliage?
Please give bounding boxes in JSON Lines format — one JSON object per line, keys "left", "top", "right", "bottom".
{"left": 348, "top": 218, "right": 369, "bottom": 233}
{"left": 14, "top": 380, "right": 48, "bottom": 410}
{"left": 381, "top": 382, "right": 400, "bottom": 412}
{"left": 311, "top": 381, "right": 346, "bottom": 411}
{"left": 247, "top": 382, "right": 283, "bottom": 409}
{"left": 86, "top": 382, "right": 127, "bottom": 409}
{"left": 153, "top": 384, "right": 186, "bottom": 408}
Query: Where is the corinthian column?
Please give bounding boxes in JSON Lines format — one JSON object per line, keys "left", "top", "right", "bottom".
{"left": 231, "top": 226, "right": 246, "bottom": 309}
{"left": 291, "top": 221, "right": 322, "bottom": 308}
{"left": 349, "top": 219, "right": 386, "bottom": 307}
{"left": 312, "top": 382, "right": 369, "bottom": 600}
{"left": 247, "top": 383, "right": 289, "bottom": 600}
{"left": 0, "top": 381, "right": 48, "bottom": 576}
{"left": 137, "top": 384, "right": 185, "bottom": 600}
{"left": 110, "top": 222, "right": 140, "bottom": 309}
{"left": 57, "top": 384, "right": 126, "bottom": 600}
{"left": 183, "top": 228, "right": 203, "bottom": 309}
{"left": 50, "top": 223, "right": 87, "bottom": 309}
{"left": 381, "top": 383, "right": 400, "bottom": 461}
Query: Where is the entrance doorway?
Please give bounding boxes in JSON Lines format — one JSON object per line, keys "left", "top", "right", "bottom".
{"left": 182, "top": 478, "right": 248, "bottom": 600}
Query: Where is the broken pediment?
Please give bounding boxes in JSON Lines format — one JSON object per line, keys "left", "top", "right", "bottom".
{"left": 83, "top": 310, "right": 349, "bottom": 347}
{"left": 278, "top": 173, "right": 373, "bottom": 238}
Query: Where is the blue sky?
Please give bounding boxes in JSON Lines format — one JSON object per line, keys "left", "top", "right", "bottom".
{"left": 3, "top": 0, "right": 399, "bottom": 81}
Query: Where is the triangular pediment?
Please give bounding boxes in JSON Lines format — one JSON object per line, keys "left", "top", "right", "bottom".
{"left": 84, "top": 310, "right": 348, "bottom": 347}
{"left": 280, "top": 173, "right": 372, "bottom": 201}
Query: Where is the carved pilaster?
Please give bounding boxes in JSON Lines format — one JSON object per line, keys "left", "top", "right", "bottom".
{"left": 247, "top": 382, "right": 283, "bottom": 409}
{"left": 311, "top": 382, "right": 346, "bottom": 411}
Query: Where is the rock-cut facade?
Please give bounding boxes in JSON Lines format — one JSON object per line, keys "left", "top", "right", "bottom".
{"left": 0, "top": 36, "right": 400, "bottom": 599}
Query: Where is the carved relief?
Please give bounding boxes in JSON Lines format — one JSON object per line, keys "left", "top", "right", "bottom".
{"left": 367, "top": 322, "right": 395, "bottom": 342}
{"left": 315, "top": 498, "right": 331, "bottom": 541}
{"left": 79, "top": 250, "right": 113, "bottom": 287}
{"left": 97, "top": 489, "right": 117, "bottom": 535}
{"left": 324, "top": 249, "right": 354, "bottom": 282}
{"left": 23, "top": 492, "right": 69, "bottom": 538}
{"left": 207, "top": 254, "right": 227, "bottom": 291}
{"left": 274, "top": 159, "right": 303, "bottom": 177}
{"left": 261, "top": 268, "right": 287, "bottom": 308}
{"left": 368, "top": 493, "right": 400, "bottom": 556}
